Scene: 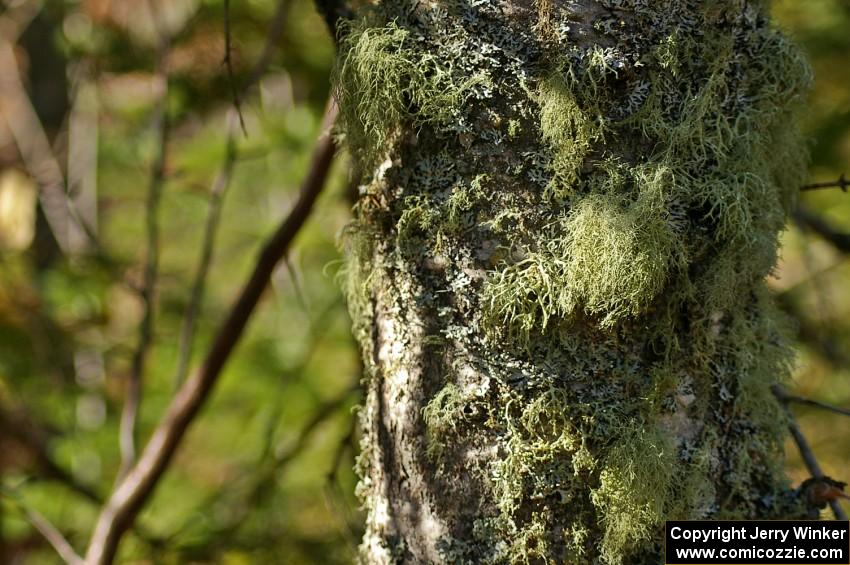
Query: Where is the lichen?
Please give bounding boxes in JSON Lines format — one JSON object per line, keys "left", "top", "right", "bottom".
{"left": 338, "top": 0, "right": 813, "bottom": 562}
{"left": 335, "top": 18, "right": 490, "bottom": 172}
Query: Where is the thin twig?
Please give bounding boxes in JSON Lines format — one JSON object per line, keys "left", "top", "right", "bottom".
{"left": 313, "top": 0, "right": 354, "bottom": 40}
{"left": 773, "top": 386, "right": 850, "bottom": 418}
{"left": 0, "top": 406, "right": 101, "bottom": 504}
{"left": 164, "top": 295, "right": 346, "bottom": 546}
{"left": 23, "top": 506, "right": 83, "bottom": 565}
{"left": 0, "top": 42, "right": 94, "bottom": 254}
{"left": 801, "top": 174, "right": 848, "bottom": 192}
{"left": 223, "top": 0, "right": 247, "bottom": 135}
{"left": 82, "top": 98, "right": 338, "bottom": 565}
{"left": 2, "top": 492, "right": 83, "bottom": 565}
{"left": 773, "top": 386, "right": 848, "bottom": 520}
{"left": 243, "top": 0, "right": 291, "bottom": 92}
{"left": 323, "top": 403, "right": 360, "bottom": 554}
{"left": 173, "top": 114, "right": 238, "bottom": 388}
{"left": 212, "top": 385, "right": 358, "bottom": 545}
{"left": 118, "top": 3, "right": 170, "bottom": 481}
{"left": 175, "top": 0, "right": 296, "bottom": 384}
{"left": 793, "top": 207, "right": 850, "bottom": 254}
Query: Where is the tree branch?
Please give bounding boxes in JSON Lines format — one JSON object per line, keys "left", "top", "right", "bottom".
{"left": 773, "top": 385, "right": 848, "bottom": 520}
{"left": 0, "top": 405, "right": 101, "bottom": 504}
{"left": 118, "top": 2, "right": 171, "bottom": 481}
{"left": 772, "top": 386, "right": 850, "bottom": 418}
{"left": 2, "top": 491, "right": 83, "bottom": 565}
{"left": 81, "top": 98, "right": 338, "bottom": 565}
{"left": 173, "top": 114, "right": 238, "bottom": 388}
{"left": 793, "top": 207, "right": 850, "bottom": 254}
{"left": 244, "top": 0, "right": 291, "bottom": 92}
{"left": 222, "top": 0, "right": 247, "bottom": 135}
{"left": 801, "top": 174, "right": 848, "bottom": 193}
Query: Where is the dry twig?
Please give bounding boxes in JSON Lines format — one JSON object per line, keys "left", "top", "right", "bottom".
{"left": 773, "top": 385, "right": 849, "bottom": 520}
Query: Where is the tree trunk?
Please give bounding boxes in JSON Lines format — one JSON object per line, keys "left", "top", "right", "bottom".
{"left": 335, "top": 0, "right": 814, "bottom": 562}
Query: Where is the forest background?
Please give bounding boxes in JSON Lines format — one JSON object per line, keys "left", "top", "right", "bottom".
{"left": 0, "top": 0, "right": 848, "bottom": 562}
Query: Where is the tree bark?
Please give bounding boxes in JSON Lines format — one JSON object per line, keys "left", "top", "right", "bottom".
{"left": 336, "top": 0, "right": 814, "bottom": 562}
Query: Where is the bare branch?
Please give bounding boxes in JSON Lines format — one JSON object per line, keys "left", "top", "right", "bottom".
{"left": 801, "top": 173, "right": 848, "bottom": 193}
{"left": 772, "top": 386, "right": 850, "bottom": 418}
{"left": 0, "top": 41, "right": 94, "bottom": 254}
{"left": 0, "top": 405, "right": 101, "bottom": 504}
{"left": 118, "top": 4, "right": 171, "bottom": 480}
{"left": 243, "top": 0, "right": 291, "bottom": 92}
{"left": 3, "top": 492, "right": 83, "bottom": 565}
{"left": 207, "top": 385, "right": 358, "bottom": 547}
{"left": 223, "top": 0, "right": 247, "bottom": 135}
{"left": 773, "top": 385, "right": 848, "bottom": 520}
{"left": 82, "top": 98, "right": 338, "bottom": 565}
{"left": 793, "top": 207, "right": 850, "bottom": 254}
{"left": 176, "top": 0, "right": 300, "bottom": 383}
{"left": 173, "top": 114, "right": 238, "bottom": 388}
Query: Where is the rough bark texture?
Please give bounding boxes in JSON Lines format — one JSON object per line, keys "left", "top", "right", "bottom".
{"left": 335, "top": 0, "right": 813, "bottom": 563}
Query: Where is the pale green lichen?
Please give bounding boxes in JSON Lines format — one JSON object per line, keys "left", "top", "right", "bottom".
{"left": 538, "top": 70, "right": 599, "bottom": 198}
{"left": 339, "top": 0, "right": 813, "bottom": 562}
{"left": 423, "top": 383, "right": 470, "bottom": 460}
{"left": 484, "top": 191, "right": 681, "bottom": 345}
{"left": 335, "top": 18, "right": 489, "bottom": 171}
{"left": 591, "top": 426, "right": 676, "bottom": 563}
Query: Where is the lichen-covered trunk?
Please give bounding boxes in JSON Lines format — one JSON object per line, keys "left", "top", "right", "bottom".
{"left": 336, "top": 0, "right": 813, "bottom": 562}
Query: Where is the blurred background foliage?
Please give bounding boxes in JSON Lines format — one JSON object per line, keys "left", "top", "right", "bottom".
{"left": 0, "top": 0, "right": 847, "bottom": 562}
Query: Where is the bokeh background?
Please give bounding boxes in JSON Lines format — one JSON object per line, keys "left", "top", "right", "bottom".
{"left": 0, "top": 0, "right": 847, "bottom": 562}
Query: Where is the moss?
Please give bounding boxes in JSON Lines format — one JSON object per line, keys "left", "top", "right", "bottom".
{"left": 484, "top": 191, "right": 681, "bottom": 344}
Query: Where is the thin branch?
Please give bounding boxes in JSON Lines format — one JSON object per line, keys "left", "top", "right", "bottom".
{"left": 323, "top": 407, "right": 360, "bottom": 554}
{"left": 82, "top": 98, "right": 338, "bottom": 565}
{"left": 118, "top": 4, "right": 170, "bottom": 481}
{"left": 24, "top": 506, "right": 83, "bottom": 565}
{"left": 313, "top": 0, "right": 354, "bottom": 41}
{"left": 223, "top": 0, "right": 247, "bottom": 135}
{"left": 2, "top": 492, "right": 83, "bottom": 565}
{"left": 793, "top": 207, "right": 850, "bottom": 254}
{"left": 0, "top": 41, "right": 95, "bottom": 254}
{"left": 175, "top": 0, "right": 296, "bottom": 384}
{"left": 164, "top": 295, "right": 346, "bottom": 546}
{"left": 773, "top": 386, "right": 848, "bottom": 520}
{"left": 243, "top": 0, "right": 291, "bottom": 92}
{"left": 801, "top": 174, "right": 848, "bottom": 193}
{"left": 0, "top": 405, "right": 101, "bottom": 504}
{"left": 173, "top": 114, "right": 238, "bottom": 388}
{"left": 210, "top": 385, "right": 358, "bottom": 546}
{"left": 773, "top": 386, "right": 850, "bottom": 418}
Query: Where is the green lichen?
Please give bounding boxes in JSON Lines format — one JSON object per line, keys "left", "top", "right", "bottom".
{"left": 484, "top": 190, "right": 682, "bottom": 345}
{"left": 335, "top": 18, "right": 489, "bottom": 171}
{"left": 591, "top": 426, "right": 676, "bottom": 563}
{"left": 423, "top": 383, "right": 470, "bottom": 460}
{"left": 339, "top": 1, "right": 813, "bottom": 562}
{"left": 538, "top": 70, "right": 599, "bottom": 198}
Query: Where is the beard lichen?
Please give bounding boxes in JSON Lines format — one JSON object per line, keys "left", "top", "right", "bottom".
{"left": 336, "top": 0, "right": 813, "bottom": 563}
